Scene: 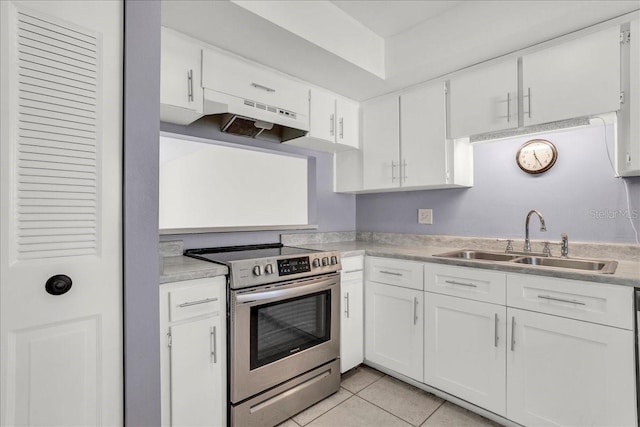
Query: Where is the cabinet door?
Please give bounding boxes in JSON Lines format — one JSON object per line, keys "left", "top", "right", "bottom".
{"left": 507, "top": 308, "right": 636, "bottom": 427}
{"left": 424, "top": 293, "right": 506, "bottom": 416}
{"left": 170, "top": 315, "right": 225, "bottom": 427}
{"left": 400, "top": 82, "right": 447, "bottom": 187}
{"left": 309, "top": 88, "right": 336, "bottom": 142}
{"left": 522, "top": 26, "right": 621, "bottom": 126}
{"left": 362, "top": 96, "right": 400, "bottom": 190}
{"left": 341, "top": 274, "right": 364, "bottom": 373}
{"left": 365, "top": 282, "right": 423, "bottom": 381}
{"left": 449, "top": 59, "right": 517, "bottom": 138}
{"left": 336, "top": 97, "right": 360, "bottom": 149}
{"left": 160, "top": 28, "right": 203, "bottom": 121}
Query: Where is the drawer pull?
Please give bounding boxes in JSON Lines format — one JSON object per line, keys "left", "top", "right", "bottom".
{"left": 445, "top": 280, "right": 477, "bottom": 288}
{"left": 537, "top": 295, "right": 586, "bottom": 306}
{"left": 380, "top": 270, "right": 402, "bottom": 277}
{"left": 342, "top": 269, "right": 362, "bottom": 274}
{"left": 178, "top": 297, "right": 218, "bottom": 308}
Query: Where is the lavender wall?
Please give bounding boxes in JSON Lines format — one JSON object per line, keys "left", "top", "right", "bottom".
{"left": 357, "top": 124, "right": 640, "bottom": 244}
{"left": 123, "top": 1, "right": 161, "bottom": 425}
{"left": 160, "top": 118, "right": 356, "bottom": 249}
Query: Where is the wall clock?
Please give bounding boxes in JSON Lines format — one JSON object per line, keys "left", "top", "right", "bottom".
{"left": 516, "top": 139, "right": 558, "bottom": 174}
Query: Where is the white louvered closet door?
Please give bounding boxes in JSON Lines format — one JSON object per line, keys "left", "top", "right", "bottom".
{"left": 0, "top": 2, "right": 123, "bottom": 426}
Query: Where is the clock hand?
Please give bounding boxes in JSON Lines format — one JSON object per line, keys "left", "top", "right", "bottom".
{"left": 533, "top": 150, "right": 543, "bottom": 167}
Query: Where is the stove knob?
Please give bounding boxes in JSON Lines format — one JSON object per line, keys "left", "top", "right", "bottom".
{"left": 322, "top": 257, "right": 329, "bottom": 266}
{"left": 330, "top": 256, "right": 338, "bottom": 265}
{"left": 253, "top": 265, "right": 263, "bottom": 276}
{"left": 265, "top": 264, "right": 274, "bottom": 275}
{"left": 312, "top": 258, "right": 321, "bottom": 268}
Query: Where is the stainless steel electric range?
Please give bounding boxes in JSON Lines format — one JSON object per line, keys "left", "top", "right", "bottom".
{"left": 185, "top": 244, "right": 342, "bottom": 427}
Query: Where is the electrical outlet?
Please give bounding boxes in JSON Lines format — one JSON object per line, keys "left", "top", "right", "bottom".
{"left": 418, "top": 209, "right": 433, "bottom": 225}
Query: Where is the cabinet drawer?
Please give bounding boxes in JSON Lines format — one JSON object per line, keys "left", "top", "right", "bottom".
{"left": 425, "top": 264, "right": 506, "bottom": 305}
{"left": 341, "top": 255, "right": 364, "bottom": 274}
{"left": 506, "top": 274, "right": 633, "bottom": 330}
{"left": 168, "top": 277, "right": 225, "bottom": 322}
{"left": 366, "top": 256, "right": 423, "bottom": 290}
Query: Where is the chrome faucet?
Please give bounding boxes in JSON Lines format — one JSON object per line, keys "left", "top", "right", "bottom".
{"left": 560, "top": 233, "right": 569, "bottom": 258}
{"left": 524, "top": 209, "right": 547, "bottom": 252}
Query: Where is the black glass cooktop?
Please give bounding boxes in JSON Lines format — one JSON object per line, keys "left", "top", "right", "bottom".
{"left": 184, "top": 243, "right": 320, "bottom": 264}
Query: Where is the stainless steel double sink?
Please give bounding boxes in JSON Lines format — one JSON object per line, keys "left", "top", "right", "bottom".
{"left": 434, "top": 249, "right": 618, "bottom": 274}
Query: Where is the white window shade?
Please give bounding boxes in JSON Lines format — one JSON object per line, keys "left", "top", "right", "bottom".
{"left": 159, "top": 134, "right": 311, "bottom": 233}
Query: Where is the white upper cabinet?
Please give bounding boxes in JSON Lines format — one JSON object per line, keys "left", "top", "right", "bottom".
{"left": 616, "top": 18, "right": 639, "bottom": 177}
{"left": 201, "top": 47, "right": 309, "bottom": 127}
{"left": 160, "top": 28, "right": 204, "bottom": 125}
{"left": 359, "top": 82, "right": 473, "bottom": 192}
{"left": 288, "top": 87, "right": 360, "bottom": 152}
{"left": 362, "top": 95, "right": 401, "bottom": 190}
{"left": 449, "top": 59, "right": 518, "bottom": 139}
{"left": 522, "top": 26, "right": 621, "bottom": 127}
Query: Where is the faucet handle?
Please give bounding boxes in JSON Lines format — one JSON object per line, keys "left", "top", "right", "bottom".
{"left": 497, "top": 239, "right": 514, "bottom": 253}
{"left": 542, "top": 241, "right": 552, "bottom": 257}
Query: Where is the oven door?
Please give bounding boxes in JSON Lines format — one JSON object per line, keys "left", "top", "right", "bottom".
{"left": 230, "top": 273, "right": 340, "bottom": 403}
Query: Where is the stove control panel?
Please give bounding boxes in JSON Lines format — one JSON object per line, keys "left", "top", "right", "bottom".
{"left": 277, "top": 257, "right": 311, "bottom": 276}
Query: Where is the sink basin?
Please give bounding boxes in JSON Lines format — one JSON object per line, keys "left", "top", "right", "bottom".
{"left": 434, "top": 249, "right": 618, "bottom": 274}
{"left": 434, "top": 250, "right": 521, "bottom": 262}
{"left": 513, "top": 256, "right": 618, "bottom": 273}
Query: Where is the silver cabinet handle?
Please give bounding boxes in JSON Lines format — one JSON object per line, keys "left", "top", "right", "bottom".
{"left": 178, "top": 297, "right": 218, "bottom": 308}
{"left": 251, "top": 82, "right": 275, "bottom": 92}
{"left": 510, "top": 316, "right": 515, "bottom": 351}
{"left": 210, "top": 326, "right": 217, "bottom": 363}
{"left": 523, "top": 87, "right": 531, "bottom": 118}
{"left": 413, "top": 297, "right": 418, "bottom": 325}
{"left": 380, "top": 270, "right": 402, "bottom": 276}
{"left": 445, "top": 280, "right": 477, "bottom": 288}
{"left": 391, "top": 161, "right": 397, "bottom": 182}
{"left": 344, "top": 292, "right": 350, "bottom": 318}
{"left": 342, "top": 269, "right": 362, "bottom": 274}
{"left": 494, "top": 313, "right": 499, "bottom": 347}
{"left": 537, "top": 295, "right": 586, "bottom": 306}
{"left": 187, "top": 69, "right": 194, "bottom": 102}
{"left": 339, "top": 117, "right": 344, "bottom": 139}
{"left": 330, "top": 113, "right": 335, "bottom": 136}
{"left": 506, "top": 92, "right": 511, "bottom": 123}
{"left": 402, "top": 159, "right": 407, "bottom": 182}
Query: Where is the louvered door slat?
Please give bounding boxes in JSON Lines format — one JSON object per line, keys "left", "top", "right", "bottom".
{"left": 12, "top": 8, "right": 101, "bottom": 259}
{"left": 20, "top": 98, "right": 97, "bottom": 121}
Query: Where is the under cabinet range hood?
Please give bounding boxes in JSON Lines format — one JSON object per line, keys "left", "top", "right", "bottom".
{"left": 204, "top": 89, "right": 308, "bottom": 141}
{"left": 201, "top": 47, "right": 310, "bottom": 142}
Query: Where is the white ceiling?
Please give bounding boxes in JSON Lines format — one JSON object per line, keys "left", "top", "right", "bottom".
{"left": 332, "top": 0, "right": 464, "bottom": 38}
{"left": 162, "top": 1, "right": 640, "bottom": 101}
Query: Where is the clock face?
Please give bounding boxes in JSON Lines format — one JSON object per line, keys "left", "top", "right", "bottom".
{"left": 516, "top": 139, "right": 557, "bottom": 174}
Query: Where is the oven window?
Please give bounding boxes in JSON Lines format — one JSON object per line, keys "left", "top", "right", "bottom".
{"left": 250, "top": 290, "right": 331, "bottom": 370}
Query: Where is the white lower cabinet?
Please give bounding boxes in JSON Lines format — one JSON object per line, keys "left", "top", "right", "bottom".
{"left": 424, "top": 293, "right": 506, "bottom": 416}
{"left": 160, "top": 276, "right": 227, "bottom": 427}
{"left": 365, "top": 281, "right": 423, "bottom": 381}
{"left": 341, "top": 256, "right": 364, "bottom": 373}
{"left": 506, "top": 307, "right": 637, "bottom": 427}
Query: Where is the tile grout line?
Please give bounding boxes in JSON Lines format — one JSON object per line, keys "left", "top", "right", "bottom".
{"left": 418, "top": 400, "right": 447, "bottom": 426}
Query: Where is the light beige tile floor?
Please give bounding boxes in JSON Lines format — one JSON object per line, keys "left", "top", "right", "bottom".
{"left": 277, "top": 365, "right": 503, "bottom": 427}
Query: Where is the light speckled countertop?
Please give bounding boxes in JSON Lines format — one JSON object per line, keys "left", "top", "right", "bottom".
{"left": 292, "top": 241, "right": 640, "bottom": 288}
{"left": 160, "top": 255, "right": 228, "bottom": 284}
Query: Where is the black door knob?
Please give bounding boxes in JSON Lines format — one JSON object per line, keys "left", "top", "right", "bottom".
{"left": 45, "top": 275, "right": 72, "bottom": 295}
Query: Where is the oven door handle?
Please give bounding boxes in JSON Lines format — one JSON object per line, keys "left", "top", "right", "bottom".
{"left": 235, "top": 278, "right": 338, "bottom": 305}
